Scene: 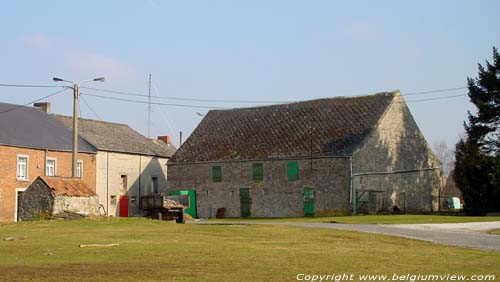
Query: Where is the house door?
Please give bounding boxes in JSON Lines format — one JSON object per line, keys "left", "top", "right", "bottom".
{"left": 119, "top": 195, "right": 129, "bottom": 217}
{"left": 239, "top": 188, "right": 251, "bottom": 218}
{"left": 303, "top": 188, "right": 315, "bottom": 217}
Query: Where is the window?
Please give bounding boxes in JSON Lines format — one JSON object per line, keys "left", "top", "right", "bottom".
{"left": 17, "top": 155, "right": 28, "bottom": 181}
{"left": 110, "top": 195, "right": 117, "bottom": 205}
{"left": 287, "top": 161, "right": 299, "bottom": 181}
{"left": 77, "top": 160, "right": 83, "bottom": 178}
{"left": 121, "top": 175, "right": 128, "bottom": 191}
{"left": 46, "top": 158, "right": 57, "bottom": 177}
{"left": 252, "top": 163, "right": 263, "bottom": 181}
{"left": 151, "top": 177, "right": 158, "bottom": 193}
{"left": 212, "top": 166, "right": 222, "bottom": 182}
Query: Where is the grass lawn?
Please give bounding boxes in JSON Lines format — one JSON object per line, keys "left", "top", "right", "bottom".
{"left": 0, "top": 218, "right": 499, "bottom": 282}
{"left": 213, "top": 214, "right": 500, "bottom": 224}
{"left": 490, "top": 229, "right": 500, "bottom": 235}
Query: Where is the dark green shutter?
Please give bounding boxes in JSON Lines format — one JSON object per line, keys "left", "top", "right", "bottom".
{"left": 212, "top": 166, "right": 222, "bottom": 182}
{"left": 287, "top": 161, "right": 299, "bottom": 181}
{"left": 252, "top": 163, "right": 263, "bottom": 181}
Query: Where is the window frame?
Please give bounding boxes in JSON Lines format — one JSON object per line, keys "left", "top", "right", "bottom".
{"left": 151, "top": 176, "right": 159, "bottom": 193}
{"left": 46, "top": 157, "right": 57, "bottom": 177}
{"left": 77, "top": 160, "right": 84, "bottom": 179}
{"left": 16, "top": 154, "right": 29, "bottom": 181}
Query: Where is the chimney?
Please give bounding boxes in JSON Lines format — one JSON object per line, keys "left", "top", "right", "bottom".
{"left": 34, "top": 102, "right": 51, "bottom": 113}
{"left": 157, "top": 135, "right": 171, "bottom": 145}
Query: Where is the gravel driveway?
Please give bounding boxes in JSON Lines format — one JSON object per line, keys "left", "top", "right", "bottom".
{"left": 192, "top": 221, "right": 500, "bottom": 252}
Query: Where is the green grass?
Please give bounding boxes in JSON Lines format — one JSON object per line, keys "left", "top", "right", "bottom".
{"left": 490, "top": 229, "right": 500, "bottom": 235}
{"left": 212, "top": 214, "right": 500, "bottom": 224}
{"left": 0, "top": 218, "right": 499, "bottom": 282}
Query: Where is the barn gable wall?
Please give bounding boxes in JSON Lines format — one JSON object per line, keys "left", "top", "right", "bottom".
{"left": 352, "top": 93, "right": 445, "bottom": 213}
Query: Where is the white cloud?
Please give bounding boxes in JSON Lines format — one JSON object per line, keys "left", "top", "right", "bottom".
{"left": 20, "top": 33, "right": 138, "bottom": 81}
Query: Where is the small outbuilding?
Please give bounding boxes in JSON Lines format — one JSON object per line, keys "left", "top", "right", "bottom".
{"left": 18, "top": 176, "right": 100, "bottom": 220}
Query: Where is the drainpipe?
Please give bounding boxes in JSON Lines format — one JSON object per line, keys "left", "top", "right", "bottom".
{"left": 138, "top": 155, "right": 142, "bottom": 213}
{"left": 349, "top": 156, "right": 356, "bottom": 216}
{"left": 106, "top": 152, "right": 109, "bottom": 215}
{"left": 44, "top": 150, "right": 48, "bottom": 176}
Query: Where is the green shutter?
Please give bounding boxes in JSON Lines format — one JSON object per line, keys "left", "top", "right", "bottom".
{"left": 252, "top": 163, "right": 263, "bottom": 181}
{"left": 212, "top": 166, "right": 222, "bottom": 182}
{"left": 287, "top": 161, "right": 299, "bottom": 181}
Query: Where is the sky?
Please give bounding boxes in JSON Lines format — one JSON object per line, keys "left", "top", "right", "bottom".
{"left": 1, "top": 0, "right": 499, "bottom": 150}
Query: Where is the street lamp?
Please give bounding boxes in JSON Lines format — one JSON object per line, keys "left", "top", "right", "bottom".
{"left": 53, "top": 76, "right": 104, "bottom": 178}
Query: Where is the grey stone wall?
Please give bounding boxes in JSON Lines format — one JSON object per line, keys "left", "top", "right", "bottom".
{"left": 167, "top": 158, "right": 351, "bottom": 218}
{"left": 53, "top": 195, "right": 100, "bottom": 216}
{"left": 18, "top": 179, "right": 55, "bottom": 221}
{"left": 352, "top": 93, "right": 444, "bottom": 213}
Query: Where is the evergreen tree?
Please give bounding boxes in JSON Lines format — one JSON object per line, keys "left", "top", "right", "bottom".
{"left": 454, "top": 47, "right": 500, "bottom": 215}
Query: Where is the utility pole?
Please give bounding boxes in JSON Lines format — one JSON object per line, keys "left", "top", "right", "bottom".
{"left": 179, "top": 131, "right": 183, "bottom": 146}
{"left": 148, "top": 74, "right": 152, "bottom": 138}
{"left": 72, "top": 83, "right": 80, "bottom": 178}
{"left": 53, "top": 76, "right": 104, "bottom": 178}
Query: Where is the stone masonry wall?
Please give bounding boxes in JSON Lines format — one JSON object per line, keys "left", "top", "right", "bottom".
{"left": 167, "top": 158, "right": 350, "bottom": 218}
{"left": 353, "top": 92, "right": 445, "bottom": 213}
{"left": 17, "top": 178, "right": 54, "bottom": 221}
{"left": 53, "top": 195, "right": 100, "bottom": 216}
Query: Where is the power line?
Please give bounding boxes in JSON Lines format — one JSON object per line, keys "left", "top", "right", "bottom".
{"left": 80, "top": 86, "right": 295, "bottom": 104}
{"left": 80, "top": 95, "right": 103, "bottom": 120}
{"left": 403, "top": 86, "right": 467, "bottom": 96}
{"left": 80, "top": 92, "right": 228, "bottom": 109}
{"left": 405, "top": 93, "right": 467, "bottom": 103}
{"left": 0, "top": 83, "right": 66, "bottom": 89}
{"left": 0, "top": 88, "right": 68, "bottom": 114}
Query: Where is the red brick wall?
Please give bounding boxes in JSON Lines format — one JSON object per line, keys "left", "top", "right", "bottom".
{"left": 0, "top": 145, "right": 96, "bottom": 222}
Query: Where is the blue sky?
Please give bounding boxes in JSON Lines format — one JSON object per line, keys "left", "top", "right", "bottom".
{"left": 1, "top": 0, "right": 499, "bottom": 149}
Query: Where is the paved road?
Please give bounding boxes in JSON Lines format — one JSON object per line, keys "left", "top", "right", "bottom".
{"left": 191, "top": 221, "right": 500, "bottom": 252}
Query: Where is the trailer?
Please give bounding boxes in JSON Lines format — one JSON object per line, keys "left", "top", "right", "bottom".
{"left": 140, "top": 193, "right": 187, "bottom": 223}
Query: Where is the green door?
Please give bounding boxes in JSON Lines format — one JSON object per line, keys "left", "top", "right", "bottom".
{"left": 303, "top": 188, "right": 315, "bottom": 217}
{"left": 239, "top": 188, "right": 251, "bottom": 218}
{"left": 169, "top": 190, "right": 197, "bottom": 218}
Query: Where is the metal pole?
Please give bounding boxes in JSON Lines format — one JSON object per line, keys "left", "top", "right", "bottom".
{"left": 72, "top": 83, "right": 79, "bottom": 178}
{"left": 147, "top": 74, "right": 151, "bottom": 138}
{"left": 180, "top": 131, "right": 183, "bottom": 146}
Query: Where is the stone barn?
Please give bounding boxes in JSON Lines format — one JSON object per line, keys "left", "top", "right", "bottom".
{"left": 167, "top": 91, "right": 445, "bottom": 218}
{"left": 18, "top": 176, "right": 99, "bottom": 220}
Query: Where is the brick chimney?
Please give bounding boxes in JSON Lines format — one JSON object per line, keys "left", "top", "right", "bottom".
{"left": 157, "top": 135, "right": 171, "bottom": 145}
{"left": 34, "top": 102, "right": 51, "bottom": 113}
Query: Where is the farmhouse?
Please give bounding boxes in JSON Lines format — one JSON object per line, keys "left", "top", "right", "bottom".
{"left": 52, "top": 110, "right": 176, "bottom": 217}
{"left": 167, "top": 91, "right": 445, "bottom": 218}
{"left": 18, "top": 176, "right": 99, "bottom": 221}
{"left": 0, "top": 102, "right": 97, "bottom": 222}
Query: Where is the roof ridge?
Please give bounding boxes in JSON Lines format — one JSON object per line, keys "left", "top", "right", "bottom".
{"left": 51, "top": 114, "right": 129, "bottom": 127}
{"left": 212, "top": 91, "right": 399, "bottom": 112}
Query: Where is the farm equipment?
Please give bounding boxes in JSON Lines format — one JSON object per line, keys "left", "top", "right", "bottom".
{"left": 140, "top": 193, "right": 187, "bottom": 223}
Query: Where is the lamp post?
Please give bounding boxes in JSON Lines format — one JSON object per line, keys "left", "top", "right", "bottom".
{"left": 53, "top": 77, "right": 104, "bottom": 177}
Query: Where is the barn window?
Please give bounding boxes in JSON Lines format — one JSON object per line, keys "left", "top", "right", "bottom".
{"left": 252, "top": 163, "right": 263, "bottom": 181}
{"left": 46, "top": 158, "right": 57, "bottom": 177}
{"left": 212, "top": 166, "right": 222, "bottom": 182}
{"left": 17, "top": 155, "right": 28, "bottom": 181}
{"left": 287, "top": 161, "right": 299, "bottom": 181}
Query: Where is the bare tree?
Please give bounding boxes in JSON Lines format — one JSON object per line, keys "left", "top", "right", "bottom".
{"left": 433, "top": 140, "right": 454, "bottom": 176}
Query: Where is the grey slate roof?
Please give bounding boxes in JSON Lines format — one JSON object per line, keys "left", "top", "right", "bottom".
{"left": 53, "top": 115, "right": 176, "bottom": 158}
{"left": 0, "top": 102, "right": 96, "bottom": 153}
{"left": 172, "top": 92, "right": 397, "bottom": 163}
